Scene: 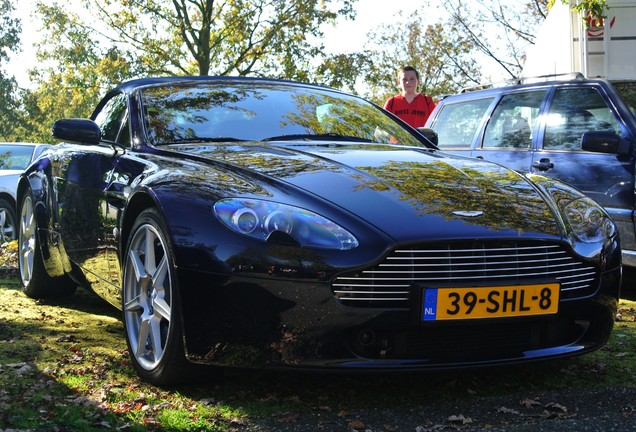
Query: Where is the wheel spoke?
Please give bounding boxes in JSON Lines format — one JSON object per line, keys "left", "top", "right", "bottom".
{"left": 152, "top": 254, "right": 168, "bottom": 289}
{"left": 149, "top": 316, "right": 164, "bottom": 360}
{"left": 153, "top": 296, "right": 171, "bottom": 321}
{"left": 128, "top": 248, "right": 146, "bottom": 284}
{"left": 143, "top": 227, "right": 157, "bottom": 274}
{"left": 0, "top": 210, "right": 5, "bottom": 240}
{"left": 123, "top": 293, "right": 144, "bottom": 313}
{"left": 135, "top": 316, "right": 151, "bottom": 358}
{"left": 22, "top": 247, "right": 32, "bottom": 281}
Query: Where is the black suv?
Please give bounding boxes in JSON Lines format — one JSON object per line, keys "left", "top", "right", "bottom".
{"left": 423, "top": 75, "right": 636, "bottom": 267}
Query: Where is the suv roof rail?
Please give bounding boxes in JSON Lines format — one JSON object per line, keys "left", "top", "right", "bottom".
{"left": 459, "top": 72, "right": 586, "bottom": 93}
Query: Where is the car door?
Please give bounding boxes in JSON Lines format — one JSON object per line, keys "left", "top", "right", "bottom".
{"left": 531, "top": 84, "right": 636, "bottom": 251}
{"left": 470, "top": 90, "right": 547, "bottom": 172}
{"left": 58, "top": 92, "right": 134, "bottom": 302}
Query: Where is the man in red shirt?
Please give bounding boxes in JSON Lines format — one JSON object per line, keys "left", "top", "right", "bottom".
{"left": 384, "top": 66, "right": 436, "bottom": 128}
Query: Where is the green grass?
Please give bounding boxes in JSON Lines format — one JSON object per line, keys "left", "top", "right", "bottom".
{"left": 2, "top": 272, "right": 636, "bottom": 431}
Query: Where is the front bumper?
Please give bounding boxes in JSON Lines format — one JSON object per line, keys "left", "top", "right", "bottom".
{"left": 178, "top": 264, "right": 619, "bottom": 371}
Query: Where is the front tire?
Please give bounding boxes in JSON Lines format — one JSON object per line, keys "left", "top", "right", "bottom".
{"left": 123, "top": 208, "right": 197, "bottom": 386}
{"left": 18, "top": 190, "right": 76, "bottom": 299}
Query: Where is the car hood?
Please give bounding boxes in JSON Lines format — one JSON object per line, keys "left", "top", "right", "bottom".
{"left": 169, "top": 142, "right": 562, "bottom": 242}
{"left": 0, "top": 170, "right": 22, "bottom": 176}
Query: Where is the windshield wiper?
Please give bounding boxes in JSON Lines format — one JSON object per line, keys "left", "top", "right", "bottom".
{"left": 163, "top": 137, "right": 247, "bottom": 144}
{"left": 261, "top": 133, "right": 373, "bottom": 143}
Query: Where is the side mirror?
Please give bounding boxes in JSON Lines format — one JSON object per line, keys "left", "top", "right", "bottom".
{"left": 416, "top": 127, "right": 439, "bottom": 146}
{"left": 52, "top": 118, "right": 101, "bottom": 145}
{"left": 581, "top": 131, "right": 630, "bottom": 156}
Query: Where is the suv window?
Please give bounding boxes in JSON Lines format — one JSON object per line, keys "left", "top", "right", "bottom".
{"left": 544, "top": 87, "right": 620, "bottom": 150}
{"left": 482, "top": 91, "right": 545, "bottom": 149}
{"left": 432, "top": 97, "right": 493, "bottom": 149}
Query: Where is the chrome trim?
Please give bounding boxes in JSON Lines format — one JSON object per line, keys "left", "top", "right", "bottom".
{"left": 333, "top": 242, "right": 597, "bottom": 307}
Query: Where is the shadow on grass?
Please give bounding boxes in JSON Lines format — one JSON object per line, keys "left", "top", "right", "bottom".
{"left": 1, "top": 269, "right": 634, "bottom": 431}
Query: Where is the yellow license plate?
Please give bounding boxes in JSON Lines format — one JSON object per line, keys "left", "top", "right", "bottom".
{"left": 422, "top": 283, "right": 560, "bottom": 321}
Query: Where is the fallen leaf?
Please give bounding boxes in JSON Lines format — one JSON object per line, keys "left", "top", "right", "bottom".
{"left": 545, "top": 402, "right": 567, "bottom": 413}
{"left": 277, "top": 413, "right": 299, "bottom": 423}
{"left": 143, "top": 418, "right": 161, "bottom": 427}
{"left": 448, "top": 414, "right": 473, "bottom": 424}
{"left": 497, "top": 406, "right": 520, "bottom": 415}
{"left": 347, "top": 419, "right": 365, "bottom": 430}
{"left": 520, "top": 398, "right": 542, "bottom": 409}
{"left": 230, "top": 417, "right": 247, "bottom": 426}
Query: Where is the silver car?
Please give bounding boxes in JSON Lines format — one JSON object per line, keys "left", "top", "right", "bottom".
{"left": 0, "top": 143, "right": 49, "bottom": 241}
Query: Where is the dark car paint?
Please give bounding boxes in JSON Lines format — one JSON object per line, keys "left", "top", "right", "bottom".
{"left": 34, "top": 140, "right": 569, "bottom": 298}
{"left": 425, "top": 78, "right": 636, "bottom": 266}
{"left": 18, "top": 77, "right": 621, "bottom": 371}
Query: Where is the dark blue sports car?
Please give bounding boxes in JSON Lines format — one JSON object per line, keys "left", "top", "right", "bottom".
{"left": 17, "top": 76, "right": 621, "bottom": 385}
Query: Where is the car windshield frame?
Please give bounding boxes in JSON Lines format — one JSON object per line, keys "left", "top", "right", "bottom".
{"left": 138, "top": 82, "right": 432, "bottom": 149}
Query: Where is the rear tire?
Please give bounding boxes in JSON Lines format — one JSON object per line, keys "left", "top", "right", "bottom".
{"left": 18, "top": 189, "right": 76, "bottom": 299}
{"left": 0, "top": 198, "right": 17, "bottom": 242}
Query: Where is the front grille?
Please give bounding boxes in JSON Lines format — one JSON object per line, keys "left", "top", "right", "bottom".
{"left": 333, "top": 241, "right": 597, "bottom": 308}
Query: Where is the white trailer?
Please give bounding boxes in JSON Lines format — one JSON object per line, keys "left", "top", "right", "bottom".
{"left": 522, "top": 0, "right": 636, "bottom": 80}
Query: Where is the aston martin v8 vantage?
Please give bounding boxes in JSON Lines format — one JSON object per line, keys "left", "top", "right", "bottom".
{"left": 17, "top": 76, "right": 621, "bottom": 385}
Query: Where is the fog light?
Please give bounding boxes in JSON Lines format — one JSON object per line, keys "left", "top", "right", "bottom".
{"left": 358, "top": 329, "right": 376, "bottom": 346}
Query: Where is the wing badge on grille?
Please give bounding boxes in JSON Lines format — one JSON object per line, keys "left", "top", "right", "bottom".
{"left": 452, "top": 210, "right": 484, "bottom": 217}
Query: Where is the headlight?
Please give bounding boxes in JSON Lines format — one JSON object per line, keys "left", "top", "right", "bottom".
{"left": 563, "top": 197, "right": 615, "bottom": 243}
{"left": 214, "top": 198, "right": 359, "bottom": 250}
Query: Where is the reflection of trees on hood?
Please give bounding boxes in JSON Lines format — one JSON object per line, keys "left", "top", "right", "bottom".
{"left": 173, "top": 142, "right": 334, "bottom": 180}
{"left": 143, "top": 156, "right": 272, "bottom": 199}
{"left": 354, "top": 159, "right": 558, "bottom": 234}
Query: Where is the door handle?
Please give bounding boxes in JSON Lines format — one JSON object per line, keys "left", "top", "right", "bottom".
{"left": 532, "top": 158, "right": 554, "bottom": 171}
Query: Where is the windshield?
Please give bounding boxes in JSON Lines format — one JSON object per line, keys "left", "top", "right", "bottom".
{"left": 140, "top": 82, "right": 430, "bottom": 148}
{"left": 0, "top": 145, "right": 35, "bottom": 170}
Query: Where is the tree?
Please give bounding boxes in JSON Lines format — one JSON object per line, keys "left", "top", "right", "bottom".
{"left": 440, "top": 0, "right": 551, "bottom": 81}
{"left": 357, "top": 8, "right": 484, "bottom": 104}
{"left": 16, "top": 2, "right": 139, "bottom": 142}
{"left": 565, "top": 0, "right": 607, "bottom": 20}
{"left": 0, "top": 0, "right": 22, "bottom": 140}
{"left": 440, "top": 0, "right": 608, "bottom": 82}
{"left": 16, "top": 0, "right": 358, "bottom": 141}
{"left": 50, "top": 0, "right": 357, "bottom": 79}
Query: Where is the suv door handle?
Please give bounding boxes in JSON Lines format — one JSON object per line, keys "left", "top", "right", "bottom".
{"left": 532, "top": 158, "right": 554, "bottom": 171}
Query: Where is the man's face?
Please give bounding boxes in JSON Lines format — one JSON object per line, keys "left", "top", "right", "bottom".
{"left": 399, "top": 70, "right": 419, "bottom": 92}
